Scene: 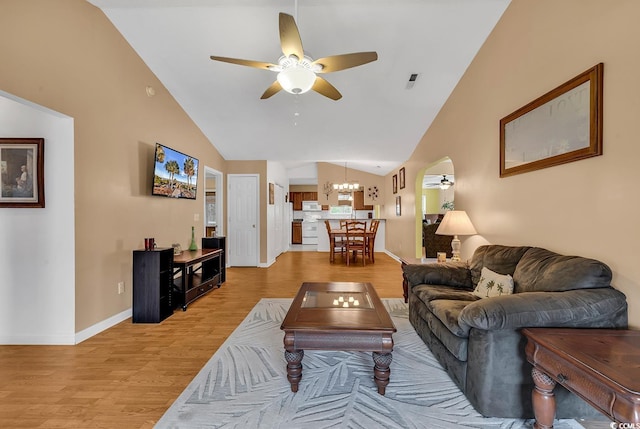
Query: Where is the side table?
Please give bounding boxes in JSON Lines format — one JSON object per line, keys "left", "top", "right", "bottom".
{"left": 399, "top": 257, "right": 436, "bottom": 303}
{"left": 522, "top": 328, "right": 640, "bottom": 429}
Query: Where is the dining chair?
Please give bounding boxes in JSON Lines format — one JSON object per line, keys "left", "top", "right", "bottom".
{"left": 325, "top": 220, "right": 345, "bottom": 262}
{"left": 345, "top": 220, "right": 367, "bottom": 266}
{"left": 366, "top": 219, "right": 380, "bottom": 263}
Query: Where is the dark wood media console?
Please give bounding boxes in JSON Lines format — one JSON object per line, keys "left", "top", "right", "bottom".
{"left": 132, "top": 239, "right": 226, "bottom": 322}
{"left": 202, "top": 236, "right": 226, "bottom": 283}
{"left": 132, "top": 248, "right": 174, "bottom": 323}
{"left": 173, "top": 248, "right": 223, "bottom": 311}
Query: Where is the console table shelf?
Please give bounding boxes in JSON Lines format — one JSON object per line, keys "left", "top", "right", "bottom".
{"left": 173, "top": 248, "right": 223, "bottom": 311}
{"left": 133, "top": 243, "right": 225, "bottom": 323}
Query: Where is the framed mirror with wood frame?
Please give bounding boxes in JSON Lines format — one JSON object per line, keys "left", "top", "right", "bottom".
{"left": 500, "top": 63, "right": 603, "bottom": 178}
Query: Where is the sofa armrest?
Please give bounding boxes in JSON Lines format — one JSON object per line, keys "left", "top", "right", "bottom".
{"left": 458, "top": 288, "right": 628, "bottom": 331}
{"left": 402, "top": 262, "right": 472, "bottom": 289}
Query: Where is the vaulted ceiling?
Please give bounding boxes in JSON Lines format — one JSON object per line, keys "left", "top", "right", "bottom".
{"left": 88, "top": 0, "right": 511, "bottom": 178}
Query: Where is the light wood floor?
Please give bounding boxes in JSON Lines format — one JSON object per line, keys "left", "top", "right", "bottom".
{"left": 0, "top": 250, "right": 604, "bottom": 428}
{"left": 0, "top": 251, "right": 405, "bottom": 429}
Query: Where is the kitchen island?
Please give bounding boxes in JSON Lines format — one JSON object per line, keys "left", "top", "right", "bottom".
{"left": 316, "top": 219, "right": 385, "bottom": 253}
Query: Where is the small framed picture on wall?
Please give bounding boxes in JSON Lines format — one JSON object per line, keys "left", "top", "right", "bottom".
{"left": 392, "top": 174, "right": 398, "bottom": 194}
{"left": 0, "top": 137, "right": 45, "bottom": 208}
{"left": 399, "top": 167, "right": 405, "bottom": 189}
{"left": 395, "top": 196, "right": 401, "bottom": 216}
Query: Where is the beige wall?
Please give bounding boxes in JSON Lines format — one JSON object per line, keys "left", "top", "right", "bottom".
{"left": 384, "top": 0, "right": 640, "bottom": 327}
{"left": 290, "top": 185, "right": 317, "bottom": 194}
{"left": 317, "top": 162, "right": 385, "bottom": 207}
{"left": 0, "top": 0, "right": 226, "bottom": 332}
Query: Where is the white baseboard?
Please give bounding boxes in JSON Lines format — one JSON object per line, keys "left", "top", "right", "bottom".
{"left": 75, "top": 307, "right": 132, "bottom": 344}
{"left": 0, "top": 307, "right": 131, "bottom": 345}
{"left": 0, "top": 333, "right": 76, "bottom": 345}
{"left": 259, "top": 258, "right": 276, "bottom": 268}
{"left": 385, "top": 250, "right": 401, "bottom": 262}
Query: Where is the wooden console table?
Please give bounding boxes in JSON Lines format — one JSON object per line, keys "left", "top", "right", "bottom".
{"left": 173, "top": 248, "right": 223, "bottom": 310}
{"left": 523, "top": 328, "right": 640, "bottom": 429}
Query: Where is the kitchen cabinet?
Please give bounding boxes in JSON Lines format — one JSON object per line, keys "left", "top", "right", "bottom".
{"left": 289, "top": 191, "right": 317, "bottom": 210}
{"left": 290, "top": 192, "right": 303, "bottom": 210}
{"left": 302, "top": 192, "right": 318, "bottom": 202}
{"left": 292, "top": 222, "right": 302, "bottom": 244}
{"left": 353, "top": 191, "right": 373, "bottom": 210}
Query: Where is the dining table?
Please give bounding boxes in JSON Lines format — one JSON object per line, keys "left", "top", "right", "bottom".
{"left": 328, "top": 228, "right": 376, "bottom": 263}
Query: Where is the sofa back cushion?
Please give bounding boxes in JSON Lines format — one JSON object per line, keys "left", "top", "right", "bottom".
{"left": 469, "top": 245, "right": 531, "bottom": 286}
{"left": 513, "top": 247, "right": 612, "bottom": 293}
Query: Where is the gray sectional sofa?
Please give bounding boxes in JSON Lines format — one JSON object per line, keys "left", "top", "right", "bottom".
{"left": 403, "top": 244, "right": 628, "bottom": 418}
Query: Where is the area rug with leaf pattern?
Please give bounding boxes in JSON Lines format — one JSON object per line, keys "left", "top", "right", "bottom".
{"left": 156, "top": 298, "right": 582, "bottom": 429}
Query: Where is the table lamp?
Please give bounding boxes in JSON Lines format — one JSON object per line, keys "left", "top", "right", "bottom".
{"left": 435, "top": 210, "right": 477, "bottom": 262}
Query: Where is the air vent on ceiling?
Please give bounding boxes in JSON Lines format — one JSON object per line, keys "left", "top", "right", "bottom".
{"left": 406, "top": 73, "right": 419, "bottom": 89}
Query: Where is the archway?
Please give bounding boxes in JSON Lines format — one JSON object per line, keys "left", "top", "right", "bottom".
{"left": 413, "top": 157, "right": 455, "bottom": 258}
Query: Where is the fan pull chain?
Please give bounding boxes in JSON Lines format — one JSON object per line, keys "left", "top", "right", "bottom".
{"left": 293, "top": 94, "right": 300, "bottom": 126}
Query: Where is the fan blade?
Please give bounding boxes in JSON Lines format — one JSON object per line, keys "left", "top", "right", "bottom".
{"left": 313, "top": 52, "right": 378, "bottom": 73}
{"left": 261, "top": 81, "right": 283, "bottom": 99}
{"left": 279, "top": 13, "right": 304, "bottom": 60}
{"left": 210, "top": 56, "right": 276, "bottom": 70}
{"left": 312, "top": 77, "right": 342, "bottom": 101}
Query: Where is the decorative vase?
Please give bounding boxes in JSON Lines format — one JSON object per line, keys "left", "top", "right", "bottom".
{"left": 188, "top": 226, "right": 197, "bottom": 251}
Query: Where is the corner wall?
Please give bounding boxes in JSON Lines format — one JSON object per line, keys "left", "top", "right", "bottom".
{"left": 0, "top": 93, "right": 75, "bottom": 344}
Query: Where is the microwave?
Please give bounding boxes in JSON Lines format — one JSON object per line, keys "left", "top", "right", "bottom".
{"left": 302, "top": 201, "right": 322, "bottom": 211}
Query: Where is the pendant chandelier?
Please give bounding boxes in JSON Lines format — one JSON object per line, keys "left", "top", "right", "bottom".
{"left": 333, "top": 162, "right": 359, "bottom": 191}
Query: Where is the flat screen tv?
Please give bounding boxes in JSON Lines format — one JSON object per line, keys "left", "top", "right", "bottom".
{"left": 152, "top": 142, "right": 199, "bottom": 200}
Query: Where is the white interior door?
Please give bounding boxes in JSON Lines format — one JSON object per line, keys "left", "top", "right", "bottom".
{"left": 228, "top": 174, "right": 259, "bottom": 266}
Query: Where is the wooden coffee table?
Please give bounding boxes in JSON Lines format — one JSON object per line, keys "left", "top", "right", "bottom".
{"left": 280, "top": 282, "right": 397, "bottom": 395}
{"left": 523, "top": 328, "right": 640, "bottom": 429}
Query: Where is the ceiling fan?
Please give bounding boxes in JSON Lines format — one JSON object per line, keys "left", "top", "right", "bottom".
{"left": 210, "top": 12, "right": 378, "bottom": 101}
{"left": 423, "top": 174, "right": 455, "bottom": 189}
{"left": 439, "top": 175, "right": 454, "bottom": 190}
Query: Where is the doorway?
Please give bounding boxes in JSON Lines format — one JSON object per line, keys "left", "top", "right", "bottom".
{"left": 415, "top": 157, "right": 455, "bottom": 258}
{"left": 203, "top": 166, "right": 223, "bottom": 237}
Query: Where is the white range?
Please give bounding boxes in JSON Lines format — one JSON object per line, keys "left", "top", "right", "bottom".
{"left": 301, "top": 213, "right": 321, "bottom": 245}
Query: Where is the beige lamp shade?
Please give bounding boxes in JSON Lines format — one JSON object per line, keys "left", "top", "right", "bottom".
{"left": 435, "top": 210, "right": 477, "bottom": 262}
{"left": 435, "top": 210, "right": 477, "bottom": 236}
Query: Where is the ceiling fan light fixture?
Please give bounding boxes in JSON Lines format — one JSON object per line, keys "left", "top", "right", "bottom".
{"left": 440, "top": 175, "right": 453, "bottom": 190}
{"left": 277, "top": 66, "right": 316, "bottom": 94}
{"left": 210, "top": 13, "right": 377, "bottom": 100}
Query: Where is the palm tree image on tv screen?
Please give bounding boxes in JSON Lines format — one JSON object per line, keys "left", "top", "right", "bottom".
{"left": 152, "top": 143, "right": 198, "bottom": 200}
